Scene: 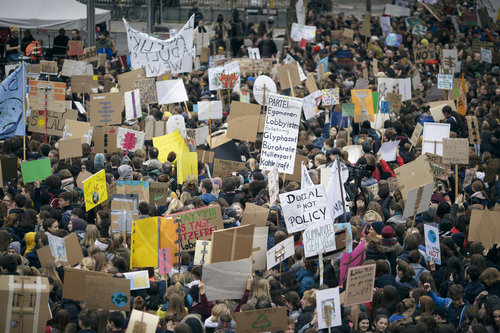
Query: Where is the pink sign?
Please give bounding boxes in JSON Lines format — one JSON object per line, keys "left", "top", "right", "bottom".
{"left": 158, "top": 248, "right": 171, "bottom": 274}
{"left": 339, "top": 240, "right": 366, "bottom": 285}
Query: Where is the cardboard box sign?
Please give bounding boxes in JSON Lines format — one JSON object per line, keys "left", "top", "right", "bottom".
{"left": 37, "top": 232, "right": 84, "bottom": 267}
{"left": 71, "top": 75, "right": 99, "bottom": 94}
{"left": 241, "top": 203, "right": 269, "bottom": 227}
{"left": 126, "top": 310, "right": 160, "bottom": 333}
{"left": 226, "top": 101, "right": 261, "bottom": 142}
{"left": 210, "top": 224, "right": 255, "bottom": 263}
{"left": 28, "top": 80, "right": 66, "bottom": 112}
{"left": 85, "top": 275, "right": 130, "bottom": 311}
{"left": 234, "top": 307, "right": 288, "bottom": 333}
{"left": 277, "top": 63, "right": 301, "bottom": 90}
{"left": 28, "top": 109, "right": 78, "bottom": 137}
{"left": 0, "top": 276, "right": 51, "bottom": 333}
{"left": 62, "top": 267, "right": 110, "bottom": 301}
{"left": 89, "top": 93, "right": 124, "bottom": 127}
{"left": 117, "top": 68, "right": 146, "bottom": 93}
{"left": 213, "top": 158, "right": 246, "bottom": 179}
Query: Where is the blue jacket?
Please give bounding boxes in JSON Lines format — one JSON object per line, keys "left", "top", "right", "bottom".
{"left": 296, "top": 268, "right": 317, "bottom": 296}
{"left": 427, "top": 290, "right": 468, "bottom": 328}
{"left": 199, "top": 193, "right": 217, "bottom": 205}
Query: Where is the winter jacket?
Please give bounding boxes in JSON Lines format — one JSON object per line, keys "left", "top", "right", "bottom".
{"left": 295, "top": 305, "right": 315, "bottom": 333}
{"left": 199, "top": 193, "right": 218, "bottom": 205}
{"left": 427, "top": 290, "right": 468, "bottom": 328}
{"left": 464, "top": 280, "right": 485, "bottom": 304}
{"left": 296, "top": 268, "right": 317, "bottom": 296}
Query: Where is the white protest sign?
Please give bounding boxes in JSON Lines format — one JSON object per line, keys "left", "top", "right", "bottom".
{"left": 266, "top": 236, "right": 294, "bottom": 269}
{"left": 279, "top": 185, "right": 333, "bottom": 233}
{"left": 301, "top": 161, "right": 314, "bottom": 189}
{"left": 61, "top": 59, "right": 87, "bottom": 77}
{"left": 166, "top": 114, "right": 187, "bottom": 138}
{"left": 208, "top": 61, "right": 241, "bottom": 91}
{"left": 379, "top": 140, "right": 400, "bottom": 162}
{"left": 260, "top": 93, "right": 302, "bottom": 174}
{"left": 283, "top": 54, "right": 307, "bottom": 82}
{"left": 377, "top": 77, "right": 412, "bottom": 102}
{"left": 116, "top": 127, "right": 146, "bottom": 153}
{"left": 385, "top": 4, "right": 410, "bottom": 16}
{"left": 481, "top": 48, "right": 492, "bottom": 63}
{"left": 437, "top": 74, "right": 454, "bottom": 90}
{"left": 156, "top": 79, "right": 188, "bottom": 104}
{"left": 268, "top": 164, "right": 279, "bottom": 204}
{"left": 123, "top": 270, "right": 151, "bottom": 290}
{"left": 198, "top": 100, "right": 223, "bottom": 121}
{"left": 124, "top": 16, "right": 194, "bottom": 77}
{"left": 303, "top": 220, "right": 336, "bottom": 258}
{"left": 442, "top": 49, "right": 459, "bottom": 72}
{"left": 422, "top": 122, "right": 450, "bottom": 156}
{"left": 47, "top": 233, "right": 68, "bottom": 262}
{"left": 253, "top": 75, "right": 277, "bottom": 105}
{"left": 424, "top": 224, "right": 441, "bottom": 265}
{"left": 124, "top": 89, "right": 142, "bottom": 121}
{"left": 402, "top": 182, "right": 434, "bottom": 218}
{"left": 325, "top": 160, "right": 349, "bottom": 220}
{"left": 302, "top": 90, "right": 322, "bottom": 120}
{"left": 75, "top": 101, "right": 86, "bottom": 114}
{"left": 290, "top": 23, "right": 317, "bottom": 42}
{"left": 248, "top": 47, "right": 261, "bottom": 59}
{"left": 380, "top": 16, "right": 392, "bottom": 34}
{"left": 316, "top": 287, "right": 342, "bottom": 329}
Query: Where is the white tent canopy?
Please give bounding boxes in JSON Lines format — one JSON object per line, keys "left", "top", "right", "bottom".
{"left": 0, "top": 0, "right": 111, "bottom": 30}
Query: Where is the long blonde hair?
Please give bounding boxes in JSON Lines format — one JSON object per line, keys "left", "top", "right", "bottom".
{"left": 166, "top": 199, "right": 183, "bottom": 215}
{"left": 81, "top": 224, "right": 100, "bottom": 248}
{"left": 251, "top": 278, "right": 271, "bottom": 300}
{"left": 41, "top": 259, "right": 62, "bottom": 286}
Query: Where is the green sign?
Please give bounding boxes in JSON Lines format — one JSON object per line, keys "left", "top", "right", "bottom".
{"left": 342, "top": 103, "right": 355, "bottom": 117}
{"left": 21, "top": 159, "right": 53, "bottom": 183}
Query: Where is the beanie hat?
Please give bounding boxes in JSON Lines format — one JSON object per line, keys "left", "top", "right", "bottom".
{"left": 212, "top": 177, "right": 222, "bottom": 187}
{"left": 8, "top": 241, "right": 21, "bottom": 254}
{"left": 70, "top": 217, "right": 87, "bottom": 231}
{"left": 371, "top": 221, "right": 385, "bottom": 235}
{"left": 118, "top": 165, "right": 133, "bottom": 180}
{"left": 381, "top": 226, "right": 397, "bottom": 246}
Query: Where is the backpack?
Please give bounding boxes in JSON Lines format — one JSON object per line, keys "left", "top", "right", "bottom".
{"left": 46, "top": 191, "right": 61, "bottom": 210}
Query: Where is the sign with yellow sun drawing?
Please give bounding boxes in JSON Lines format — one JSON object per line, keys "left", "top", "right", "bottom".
{"left": 28, "top": 109, "right": 78, "bottom": 136}
{"left": 83, "top": 169, "right": 108, "bottom": 211}
{"left": 28, "top": 80, "right": 66, "bottom": 112}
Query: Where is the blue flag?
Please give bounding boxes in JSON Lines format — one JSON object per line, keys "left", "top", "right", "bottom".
{"left": 0, "top": 65, "right": 26, "bottom": 140}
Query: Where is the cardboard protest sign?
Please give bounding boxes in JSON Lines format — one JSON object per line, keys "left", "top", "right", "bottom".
{"left": 306, "top": 74, "right": 318, "bottom": 93}
{"left": 394, "top": 155, "right": 434, "bottom": 200}
{"left": 28, "top": 108, "right": 78, "bottom": 136}
{"left": 437, "top": 74, "right": 454, "bottom": 90}
{"left": 156, "top": 79, "right": 188, "bottom": 104}
{"left": 316, "top": 287, "right": 342, "bottom": 329}
{"left": 260, "top": 93, "right": 302, "bottom": 174}
{"left": 251, "top": 226, "right": 268, "bottom": 270}
{"left": 267, "top": 237, "right": 294, "bottom": 270}
{"left": 40, "top": 60, "right": 58, "bottom": 74}
{"left": 149, "top": 182, "right": 170, "bottom": 206}
{"left": 466, "top": 116, "right": 481, "bottom": 145}
{"left": 68, "top": 40, "right": 84, "bottom": 56}
{"left": 442, "top": 49, "right": 459, "bottom": 72}
{"left": 123, "top": 270, "right": 150, "bottom": 290}
{"left": 426, "top": 153, "right": 451, "bottom": 180}
{"left": 124, "top": 89, "right": 142, "bottom": 121}
{"left": 93, "top": 125, "right": 119, "bottom": 154}
{"left": 134, "top": 78, "right": 158, "bottom": 105}
{"left": 241, "top": 203, "right": 269, "bottom": 228}
{"left": 58, "top": 138, "right": 83, "bottom": 160}
{"left": 379, "top": 140, "right": 400, "bottom": 162}
{"left": 118, "top": 68, "right": 146, "bottom": 92}
{"left": 429, "top": 100, "right": 455, "bottom": 122}
{"left": 167, "top": 205, "right": 223, "bottom": 251}
{"left": 28, "top": 80, "right": 66, "bottom": 112}
{"left": 110, "top": 194, "right": 139, "bottom": 234}
{"left": 116, "top": 127, "right": 145, "bottom": 154}
{"left": 176, "top": 151, "right": 198, "bottom": 184}
{"left": 194, "top": 240, "right": 212, "bottom": 265}
{"left": 0, "top": 157, "right": 17, "bottom": 185}
{"left": 211, "top": 224, "right": 255, "bottom": 263}
{"left": 290, "top": 23, "right": 316, "bottom": 42}
{"left": 196, "top": 150, "right": 214, "bottom": 165}
{"left": 83, "top": 170, "right": 108, "bottom": 211}
{"left": 468, "top": 210, "right": 500, "bottom": 249}
{"left": 280, "top": 185, "right": 333, "bottom": 233}
{"left": 303, "top": 220, "right": 336, "bottom": 258}
{"left": 85, "top": 275, "right": 130, "bottom": 310}
{"left": 21, "top": 159, "right": 52, "bottom": 183}
{"left": 116, "top": 180, "right": 149, "bottom": 203}
{"left": 79, "top": 46, "right": 97, "bottom": 62}
{"left": 61, "top": 59, "right": 87, "bottom": 76}
{"left": 203, "top": 258, "right": 252, "bottom": 301}
{"left": 253, "top": 75, "right": 277, "bottom": 105}
{"left": 442, "top": 138, "right": 469, "bottom": 165}
{"left": 153, "top": 131, "right": 189, "bottom": 163}
{"left": 226, "top": 101, "right": 260, "bottom": 142}
{"left": 206, "top": 131, "right": 232, "bottom": 149}
{"left": 422, "top": 122, "right": 450, "bottom": 156}
{"left": 197, "top": 100, "right": 223, "bottom": 121}
{"left": 62, "top": 267, "right": 108, "bottom": 302}
{"left": 409, "top": 122, "right": 423, "bottom": 147}
{"left": 402, "top": 182, "right": 434, "bottom": 218}
{"left": 277, "top": 63, "right": 301, "bottom": 90}
{"left": 71, "top": 75, "right": 99, "bottom": 94}
{"left": 0, "top": 276, "right": 50, "bottom": 333}
{"left": 424, "top": 224, "right": 441, "bottom": 265}
{"left": 340, "top": 241, "right": 366, "bottom": 284}
{"left": 352, "top": 89, "right": 374, "bottom": 122}
{"left": 213, "top": 159, "right": 246, "bottom": 179}
{"left": 38, "top": 232, "right": 83, "bottom": 267}
{"left": 126, "top": 310, "right": 160, "bottom": 333}
{"left": 89, "top": 93, "right": 124, "bottom": 127}
{"left": 413, "top": 44, "right": 434, "bottom": 63}
{"left": 187, "top": 127, "right": 209, "bottom": 147}
{"left": 344, "top": 264, "right": 376, "bottom": 306}
{"left": 234, "top": 307, "right": 288, "bottom": 333}
{"left": 124, "top": 16, "right": 194, "bottom": 76}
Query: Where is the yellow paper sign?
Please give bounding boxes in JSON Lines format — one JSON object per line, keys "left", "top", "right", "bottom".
{"left": 177, "top": 151, "right": 198, "bottom": 185}
{"left": 83, "top": 170, "right": 108, "bottom": 211}
{"left": 130, "top": 217, "right": 159, "bottom": 268}
{"left": 93, "top": 75, "right": 98, "bottom": 81}
{"left": 351, "top": 89, "right": 374, "bottom": 122}
{"left": 152, "top": 131, "right": 189, "bottom": 163}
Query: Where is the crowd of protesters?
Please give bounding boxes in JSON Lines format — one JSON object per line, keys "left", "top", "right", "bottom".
{"left": 0, "top": 0, "right": 500, "bottom": 332}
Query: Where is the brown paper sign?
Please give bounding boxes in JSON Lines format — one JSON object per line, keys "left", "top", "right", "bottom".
{"left": 442, "top": 138, "right": 469, "bottom": 165}
{"left": 118, "top": 68, "right": 146, "bottom": 93}
{"left": 79, "top": 46, "right": 97, "bottom": 62}
{"left": 37, "top": 233, "right": 83, "bottom": 267}
{"left": 394, "top": 154, "right": 434, "bottom": 200}
{"left": 226, "top": 101, "right": 261, "bottom": 142}
{"left": 468, "top": 210, "right": 500, "bottom": 249}
{"left": 413, "top": 44, "right": 435, "bottom": 64}
{"left": 134, "top": 78, "right": 158, "bottom": 105}
{"left": 234, "top": 307, "right": 288, "bottom": 333}
{"left": 210, "top": 224, "right": 255, "bottom": 263}
{"left": 62, "top": 267, "right": 108, "bottom": 301}
{"left": 197, "top": 150, "right": 214, "bottom": 164}
{"left": 28, "top": 109, "right": 78, "bottom": 136}
{"left": 277, "top": 63, "right": 301, "bottom": 90}
{"left": 213, "top": 158, "right": 246, "bottom": 179}
{"left": 280, "top": 154, "right": 308, "bottom": 183}
{"left": 28, "top": 80, "right": 66, "bottom": 112}
{"left": 305, "top": 74, "right": 319, "bottom": 93}
{"left": 85, "top": 275, "right": 130, "bottom": 311}
{"left": 466, "top": 116, "right": 481, "bottom": 145}
{"left": 40, "top": 60, "right": 58, "bottom": 74}
{"left": 71, "top": 75, "right": 99, "bottom": 94}
{"left": 344, "top": 264, "right": 376, "bottom": 306}
{"left": 386, "top": 92, "right": 402, "bottom": 111}
{"left": 409, "top": 122, "right": 423, "bottom": 147}
{"left": 68, "top": 40, "right": 84, "bottom": 56}
{"left": 425, "top": 153, "right": 451, "bottom": 180}
{"left": 360, "top": 13, "right": 372, "bottom": 37}
{"left": 149, "top": 182, "right": 170, "bottom": 206}
{"left": 89, "top": 93, "right": 124, "bottom": 127}
{"left": 241, "top": 203, "right": 269, "bottom": 227}
{"left": 58, "top": 138, "right": 83, "bottom": 160}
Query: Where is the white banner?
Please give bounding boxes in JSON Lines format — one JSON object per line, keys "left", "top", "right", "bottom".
{"left": 279, "top": 185, "right": 333, "bottom": 233}
{"left": 325, "top": 159, "right": 349, "bottom": 220}
{"left": 301, "top": 161, "right": 314, "bottom": 189}
{"left": 303, "top": 220, "right": 336, "bottom": 258}
{"left": 124, "top": 16, "right": 195, "bottom": 77}
{"left": 290, "top": 23, "right": 317, "bottom": 42}
{"left": 260, "top": 93, "right": 302, "bottom": 174}
{"left": 268, "top": 164, "right": 279, "bottom": 204}
{"left": 424, "top": 224, "right": 441, "bottom": 264}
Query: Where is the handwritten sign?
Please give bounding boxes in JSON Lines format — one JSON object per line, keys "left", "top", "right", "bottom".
{"left": 303, "top": 220, "right": 336, "bottom": 258}
{"left": 28, "top": 80, "right": 66, "bottom": 112}
{"left": 424, "top": 224, "right": 441, "bottom": 265}
{"left": 123, "top": 270, "right": 150, "bottom": 290}
{"left": 28, "top": 109, "right": 77, "bottom": 136}
{"left": 116, "top": 127, "right": 145, "bottom": 154}
{"left": 442, "top": 138, "right": 469, "bottom": 165}
{"left": 68, "top": 40, "right": 84, "bottom": 56}
{"left": 437, "top": 74, "right": 454, "bottom": 90}
{"left": 266, "top": 237, "right": 294, "bottom": 270}
{"left": 344, "top": 264, "right": 376, "bottom": 306}
{"left": 213, "top": 158, "right": 246, "bottom": 179}
{"left": 339, "top": 241, "right": 366, "bottom": 284}
{"left": 134, "top": 78, "right": 158, "bottom": 105}
{"left": 116, "top": 180, "right": 149, "bottom": 203}
{"left": 167, "top": 205, "right": 223, "bottom": 251}
{"left": 85, "top": 275, "right": 130, "bottom": 310}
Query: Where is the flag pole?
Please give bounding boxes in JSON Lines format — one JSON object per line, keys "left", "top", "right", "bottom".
{"left": 22, "top": 61, "right": 26, "bottom": 161}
